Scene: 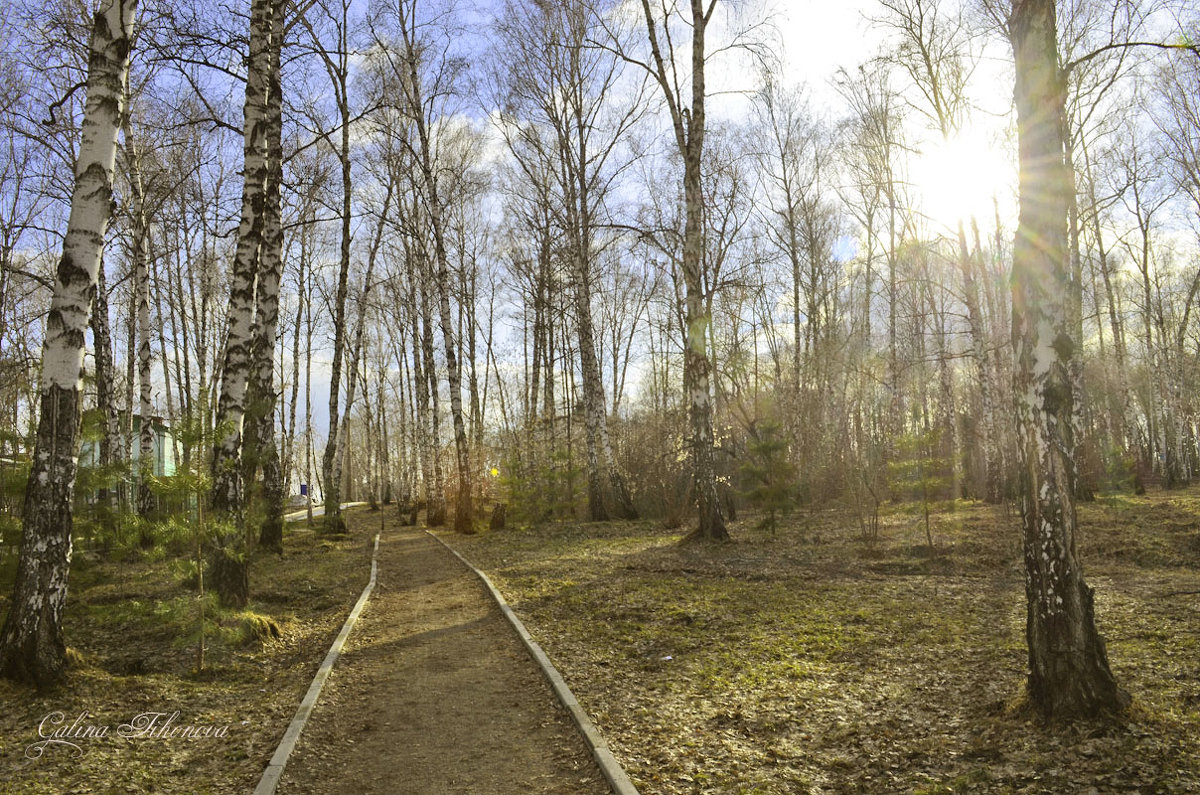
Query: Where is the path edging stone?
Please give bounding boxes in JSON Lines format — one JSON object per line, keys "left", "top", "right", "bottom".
{"left": 254, "top": 532, "right": 381, "bottom": 795}
{"left": 426, "top": 530, "right": 640, "bottom": 795}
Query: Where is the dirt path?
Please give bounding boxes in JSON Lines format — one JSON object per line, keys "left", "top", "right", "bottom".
{"left": 275, "top": 523, "right": 611, "bottom": 794}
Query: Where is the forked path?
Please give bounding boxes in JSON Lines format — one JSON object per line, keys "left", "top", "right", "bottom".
{"left": 276, "top": 526, "right": 611, "bottom": 794}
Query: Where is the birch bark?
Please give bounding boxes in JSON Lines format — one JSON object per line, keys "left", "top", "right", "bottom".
{"left": 332, "top": 178, "right": 394, "bottom": 517}
{"left": 251, "top": 0, "right": 286, "bottom": 554}
{"left": 638, "top": 0, "right": 727, "bottom": 540}
{"left": 413, "top": 246, "right": 447, "bottom": 526}
{"left": 0, "top": 0, "right": 137, "bottom": 687}
{"left": 122, "top": 125, "right": 155, "bottom": 519}
{"left": 210, "top": 0, "right": 272, "bottom": 605}
{"left": 1009, "top": 0, "right": 1128, "bottom": 718}
{"left": 90, "top": 260, "right": 121, "bottom": 518}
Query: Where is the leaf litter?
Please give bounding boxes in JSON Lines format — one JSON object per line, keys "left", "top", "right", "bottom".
{"left": 443, "top": 491, "right": 1200, "bottom": 794}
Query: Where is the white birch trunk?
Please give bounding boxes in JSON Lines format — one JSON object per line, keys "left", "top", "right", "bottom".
{"left": 90, "top": 260, "right": 122, "bottom": 517}
{"left": 1010, "top": 0, "right": 1127, "bottom": 718}
{"left": 0, "top": 0, "right": 136, "bottom": 686}
{"left": 252, "top": 0, "right": 286, "bottom": 553}
{"left": 123, "top": 126, "right": 156, "bottom": 519}
{"left": 210, "top": 0, "right": 272, "bottom": 606}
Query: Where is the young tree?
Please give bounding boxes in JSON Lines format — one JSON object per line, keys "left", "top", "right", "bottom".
{"left": 626, "top": 0, "right": 733, "bottom": 540}
{"left": 493, "top": 0, "right": 640, "bottom": 521}
{"left": 1008, "top": 0, "right": 1129, "bottom": 719}
{"left": 0, "top": 0, "right": 137, "bottom": 687}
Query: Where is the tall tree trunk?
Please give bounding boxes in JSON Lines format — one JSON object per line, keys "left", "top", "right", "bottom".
{"left": 430, "top": 219, "right": 474, "bottom": 534}
{"left": 959, "top": 222, "right": 1000, "bottom": 501}
{"left": 210, "top": 0, "right": 273, "bottom": 606}
{"left": 397, "top": 30, "right": 475, "bottom": 532}
{"left": 253, "top": 0, "right": 286, "bottom": 554}
{"left": 331, "top": 177, "right": 393, "bottom": 521}
{"left": 1083, "top": 151, "right": 1133, "bottom": 452}
{"left": 153, "top": 260, "right": 179, "bottom": 479}
{"left": 639, "top": 0, "right": 727, "bottom": 540}
{"left": 414, "top": 257, "right": 446, "bottom": 527}
{"left": 0, "top": 0, "right": 137, "bottom": 687}
{"left": 319, "top": 18, "right": 353, "bottom": 535}
{"left": 124, "top": 127, "right": 156, "bottom": 521}
{"left": 123, "top": 283, "right": 136, "bottom": 511}
{"left": 282, "top": 231, "right": 306, "bottom": 506}
{"left": 91, "top": 260, "right": 121, "bottom": 519}
{"left": 681, "top": 0, "right": 726, "bottom": 540}
{"left": 566, "top": 96, "right": 637, "bottom": 522}
{"left": 1009, "top": 0, "right": 1128, "bottom": 719}
{"left": 304, "top": 270, "right": 315, "bottom": 527}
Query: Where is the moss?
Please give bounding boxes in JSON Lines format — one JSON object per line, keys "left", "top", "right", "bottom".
{"left": 234, "top": 611, "right": 282, "bottom": 646}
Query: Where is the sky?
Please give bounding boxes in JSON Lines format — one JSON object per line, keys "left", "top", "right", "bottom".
{"left": 774, "top": 0, "right": 886, "bottom": 91}
{"left": 289, "top": 0, "right": 1024, "bottom": 496}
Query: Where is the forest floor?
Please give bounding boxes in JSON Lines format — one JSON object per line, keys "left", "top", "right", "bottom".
{"left": 439, "top": 488, "right": 1200, "bottom": 794}
{"left": 0, "top": 510, "right": 604, "bottom": 793}
{"left": 0, "top": 511, "right": 376, "bottom": 793}
{"left": 1, "top": 490, "right": 1198, "bottom": 794}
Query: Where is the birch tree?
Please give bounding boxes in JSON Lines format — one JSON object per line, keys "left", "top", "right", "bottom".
{"left": 210, "top": 0, "right": 275, "bottom": 606}
{"left": 0, "top": 0, "right": 137, "bottom": 687}
{"left": 371, "top": 0, "right": 476, "bottom": 533}
{"left": 1008, "top": 0, "right": 1129, "bottom": 718}
{"left": 120, "top": 121, "right": 157, "bottom": 519}
{"left": 248, "top": 0, "right": 287, "bottom": 553}
{"left": 875, "top": 0, "right": 995, "bottom": 500}
{"left": 624, "top": 0, "right": 733, "bottom": 540}
{"left": 300, "top": 0, "right": 357, "bottom": 535}
{"left": 494, "top": 0, "right": 640, "bottom": 521}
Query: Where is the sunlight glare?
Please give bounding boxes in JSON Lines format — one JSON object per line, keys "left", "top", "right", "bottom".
{"left": 910, "top": 125, "right": 1015, "bottom": 234}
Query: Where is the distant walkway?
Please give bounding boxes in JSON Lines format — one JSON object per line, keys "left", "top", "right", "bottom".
{"left": 283, "top": 502, "right": 367, "bottom": 523}
{"left": 274, "top": 523, "right": 611, "bottom": 794}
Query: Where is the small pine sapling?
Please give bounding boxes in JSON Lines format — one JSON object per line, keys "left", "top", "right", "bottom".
{"left": 739, "top": 419, "right": 798, "bottom": 534}
{"left": 888, "top": 428, "right": 951, "bottom": 549}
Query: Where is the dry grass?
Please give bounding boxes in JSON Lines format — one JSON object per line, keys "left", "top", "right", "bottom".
{"left": 442, "top": 490, "right": 1200, "bottom": 794}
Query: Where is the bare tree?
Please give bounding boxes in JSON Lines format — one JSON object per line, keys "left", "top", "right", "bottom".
{"left": 493, "top": 0, "right": 641, "bottom": 521}
{"left": 370, "top": 0, "right": 477, "bottom": 533}
{"left": 616, "top": 0, "right": 745, "bottom": 540}
{"left": 210, "top": 0, "right": 277, "bottom": 606}
{"left": 299, "top": 0, "right": 360, "bottom": 535}
{"left": 248, "top": 0, "right": 288, "bottom": 553}
{"left": 1007, "top": 0, "right": 1129, "bottom": 718}
{"left": 0, "top": 0, "right": 137, "bottom": 686}
{"left": 836, "top": 61, "right": 913, "bottom": 448}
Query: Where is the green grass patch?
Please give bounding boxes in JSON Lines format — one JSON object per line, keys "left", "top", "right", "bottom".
{"left": 0, "top": 508, "right": 380, "bottom": 793}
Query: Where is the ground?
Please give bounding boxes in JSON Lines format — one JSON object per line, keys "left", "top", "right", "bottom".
{"left": 1, "top": 491, "right": 1198, "bottom": 793}
{"left": 441, "top": 490, "right": 1200, "bottom": 794}
{"left": 0, "top": 515, "right": 374, "bottom": 793}
{"left": 275, "top": 527, "right": 607, "bottom": 794}
{"left": 0, "top": 511, "right": 604, "bottom": 793}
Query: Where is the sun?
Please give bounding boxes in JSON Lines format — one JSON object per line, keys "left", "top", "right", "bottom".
{"left": 909, "top": 123, "right": 1016, "bottom": 234}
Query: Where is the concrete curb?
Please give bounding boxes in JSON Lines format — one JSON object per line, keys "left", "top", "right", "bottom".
{"left": 254, "top": 532, "right": 381, "bottom": 795}
{"left": 426, "top": 530, "right": 640, "bottom": 795}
